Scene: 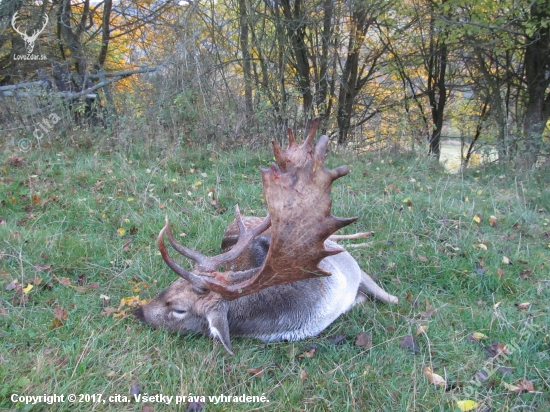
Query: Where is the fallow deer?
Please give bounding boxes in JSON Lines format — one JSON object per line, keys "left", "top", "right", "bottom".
{"left": 135, "top": 118, "right": 398, "bottom": 354}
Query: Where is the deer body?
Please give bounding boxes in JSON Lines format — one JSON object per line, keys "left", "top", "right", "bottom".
{"left": 224, "top": 240, "right": 361, "bottom": 342}
{"left": 136, "top": 118, "right": 398, "bottom": 354}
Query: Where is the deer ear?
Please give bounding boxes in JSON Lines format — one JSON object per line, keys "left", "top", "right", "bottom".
{"left": 206, "top": 308, "right": 233, "bottom": 355}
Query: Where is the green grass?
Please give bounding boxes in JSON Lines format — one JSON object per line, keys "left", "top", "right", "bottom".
{"left": 0, "top": 140, "right": 549, "bottom": 411}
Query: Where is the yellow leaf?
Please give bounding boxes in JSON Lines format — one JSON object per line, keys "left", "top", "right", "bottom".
{"left": 424, "top": 367, "right": 446, "bottom": 387}
{"left": 471, "top": 332, "right": 488, "bottom": 340}
{"left": 117, "top": 227, "right": 126, "bottom": 236}
{"left": 194, "top": 181, "right": 202, "bottom": 186}
{"left": 502, "top": 381, "right": 521, "bottom": 393}
{"left": 475, "top": 243, "right": 487, "bottom": 251}
{"left": 473, "top": 215, "right": 481, "bottom": 223}
{"left": 22, "top": 284, "right": 34, "bottom": 294}
{"left": 456, "top": 400, "right": 479, "bottom": 411}
{"left": 127, "top": 197, "right": 134, "bottom": 202}
{"left": 477, "top": 190, "right": 483, "bottom": 195}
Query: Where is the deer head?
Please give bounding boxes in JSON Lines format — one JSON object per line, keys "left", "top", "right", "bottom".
{"left": 12, "top": 11, "right": 48, "bottom": 54}
{"left": 136, "top": 117, "right": 357, "bottom": 354}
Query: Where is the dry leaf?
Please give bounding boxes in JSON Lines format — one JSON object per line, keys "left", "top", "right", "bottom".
{"left": 56, "top": 277, "right": 72, "bottom": 286}
{"left": 142, "top": 405, "right": 154, "bottom": 412}
{"left": 416, "top": 325, "right": 428, "bottom": 335}
{"left": 400, "top": 335, "right": 419, "bottom": 353}
{"left": 516, "top": 379, "right": 535, "bottom": 392}
{"left": 485, "top": 341, "right": 508, "bottom": 358}
{"left": 355, "top": 332, "right": 372, "bottom": 348}
{"left": 456, "top": 400, "right": 480, "bottom": 411}
{"left": 247, "top": 367, "right": 263, "bottom": 377}
{"left": 497, "top": 268, "right": 504, "bottom": 277}
{"left": 515, "top": 302, "right": 531, "bottom": 310}
{"left": 489, "top": 216, "right": 497, "bottom": 227}
{"left": 519, "top": 268, "right": 532, "bottom": 279}
{"left": 117, "top": 227, "right": 126, "bottom": 236}
{"left": 5, "top": 279, "right": 19, "bottom": 291}
{"left": 424, "top": 367, "right": 446, "bottom": 387}
{"left": 300, "top": 369, "right": 308, "bottom": 380}
{"left": 468, "top": 332, "right": 488, "bottom": 342}
{"left": 22, "top": 284, "right": 33, "bottom": 294}
{"left": 502, "top": 256, "right": 511, "bottom": 265}
{"left": 129, "top": 382, "right": 141, "bottom": 396}
{"left": 186, "top": 401, "right": 204, "bottom": 412}
{"left": 418, "top": 255, "right": 428, "bottom": 262}
{"left": 327, "top": 334, "right": 347, "bottom": 344}
{"left": 298, "top": 346, "right": 317, "bottom": 358}
{"left": 502, "top": 381, "right": 522, "bottom": 393}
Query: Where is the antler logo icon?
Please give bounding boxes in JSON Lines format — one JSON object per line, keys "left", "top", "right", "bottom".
{"left": 11, "top": 11, "right": 49, "bottom": 54}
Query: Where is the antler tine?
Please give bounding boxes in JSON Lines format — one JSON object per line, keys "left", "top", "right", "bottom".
{"left": 163, "top": 216, "right": 210, "bottom": 269}
{"left": 203, "top": 130, "right": 358, "bottom": 300}
{"left": 209, "top": 205, "right": 271, "bottom": 268}
{"left": 158, "top": 218, "right": 206, "bottom": 293}
{"left": 271, "top": 116, "right": 323, "bottom": 172}
{"left": 11, "top": 12, "right": 24, "bottom": 36}
{"left": 305, "top": 117, "right": 322, "bottom": 146}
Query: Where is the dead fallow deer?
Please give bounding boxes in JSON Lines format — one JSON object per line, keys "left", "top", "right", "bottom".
{"left": 135, "top": 118, "right": 398, "bottom": 354}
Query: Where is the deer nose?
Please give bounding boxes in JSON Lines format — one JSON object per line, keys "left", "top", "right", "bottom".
{"left": 134, "top": 306, "right": 145, "bottom": 322}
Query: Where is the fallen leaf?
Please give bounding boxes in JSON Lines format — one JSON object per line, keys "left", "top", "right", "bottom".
{"left": 186, "top": 401, "right": 204, "bottom": 412}
{"left": 22, "top": 284, "right": 33, "bottom": 294}
{"left": 102, "top": 307, "right": 117, "bottom": 316}
{"left": 355, "top": 332, "right": 372, "bottom": 348}
{"left": 502, "top": 256, "right": 511, "bottom": 265}
{"left": 327, "top": 334, "right": 347, "bottom": 344}
{"left": 516, "top": 379, "right": 535, "bottom": 392}
{"left": 502, "top": 381, "right": 522, "bottom": 393}
{"left": 515, "top": 302, "right": 531, "bottom": 310}
{"left": 456, "top": 400, "right": 480, "bottom": 411}
{"left": 298, "top": 346, "right": 317, "bottom": 358}
{"left": 56, "top": 277, "right": 72, "bottom": 286}
{"left": 519, "top": 269, "right": 532, "bottom": 279}
{"left": 53, "top": 307, "right": 68, "bottom": 321}
{"left": 300, "top": 369, "right": 308, "bottom": 380}
{"left": 485, "top": 341, "right": 508, "bottom": 358}
{"left": 473, "top": 214, "right": 482, "bottom": 224}
{"left": 474, "top": 243, "right": 488, "bottom": 251}
{"left": 34, "top": 263, "right": 51, "bottom": 271}
{"left": 416, "top": 325, "right": 428, "bottom": 335}
{"left": 129, "top": 382, "right": 141, "bottom": 396}
{"left": 497, "top": 268, "right": 504, "bottom": 277}
{"left": 142, "top": 405, "right": 154, "bottom": 412}
{"left": 117, "top": 227, "right": 126, "bottom": 236}
{"left": 5, "top": 279, "right": 19, "bottom": 291}
{"left": 400, "top": 335, "right": 419, "bottom": 353}
{"left": 418, "top": 255, "right": 428, "bottom": 262}
{"left": 247, "top": 367, "right": 263, "bottom": 377}
{"left": 489, "top": 216, "right": 497, "bottom": 227}
{"left": 424, "top": 367, "right": 446, "bottom": 387}
{"left": 468, "top": 332, "right": 488, "bottom": 342}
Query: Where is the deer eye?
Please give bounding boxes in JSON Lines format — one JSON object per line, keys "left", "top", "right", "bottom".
{"left": 172, "top": 309, "right": 186, "bottom": 316}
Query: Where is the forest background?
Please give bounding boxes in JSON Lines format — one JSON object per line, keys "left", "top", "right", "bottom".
{"left": 0, "top": 0, "right": 549, "bottom": 168}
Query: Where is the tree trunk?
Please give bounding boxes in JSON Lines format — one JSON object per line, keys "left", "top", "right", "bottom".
{"left": 238, "top": 0, "right": 253, "bottom": 126}
{"left": 521, "top": 1, "right": 550, "bottom": 168}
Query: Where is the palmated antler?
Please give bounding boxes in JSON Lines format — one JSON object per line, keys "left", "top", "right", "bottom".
{"left": 159, "top": 116, "right": 356, "bottom": 300}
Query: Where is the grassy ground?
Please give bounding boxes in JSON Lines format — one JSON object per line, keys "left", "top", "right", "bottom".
{"left": 0, "top": 137, "right": 549, "bottom": 411}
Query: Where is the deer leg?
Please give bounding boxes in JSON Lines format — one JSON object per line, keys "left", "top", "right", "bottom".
{"left": 358, "top": 270, "right": 398, "bottom": 304}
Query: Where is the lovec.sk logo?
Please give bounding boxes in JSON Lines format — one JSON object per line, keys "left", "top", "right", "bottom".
{"left": 12, "top": 11, "right": 48, "bottom": 60}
